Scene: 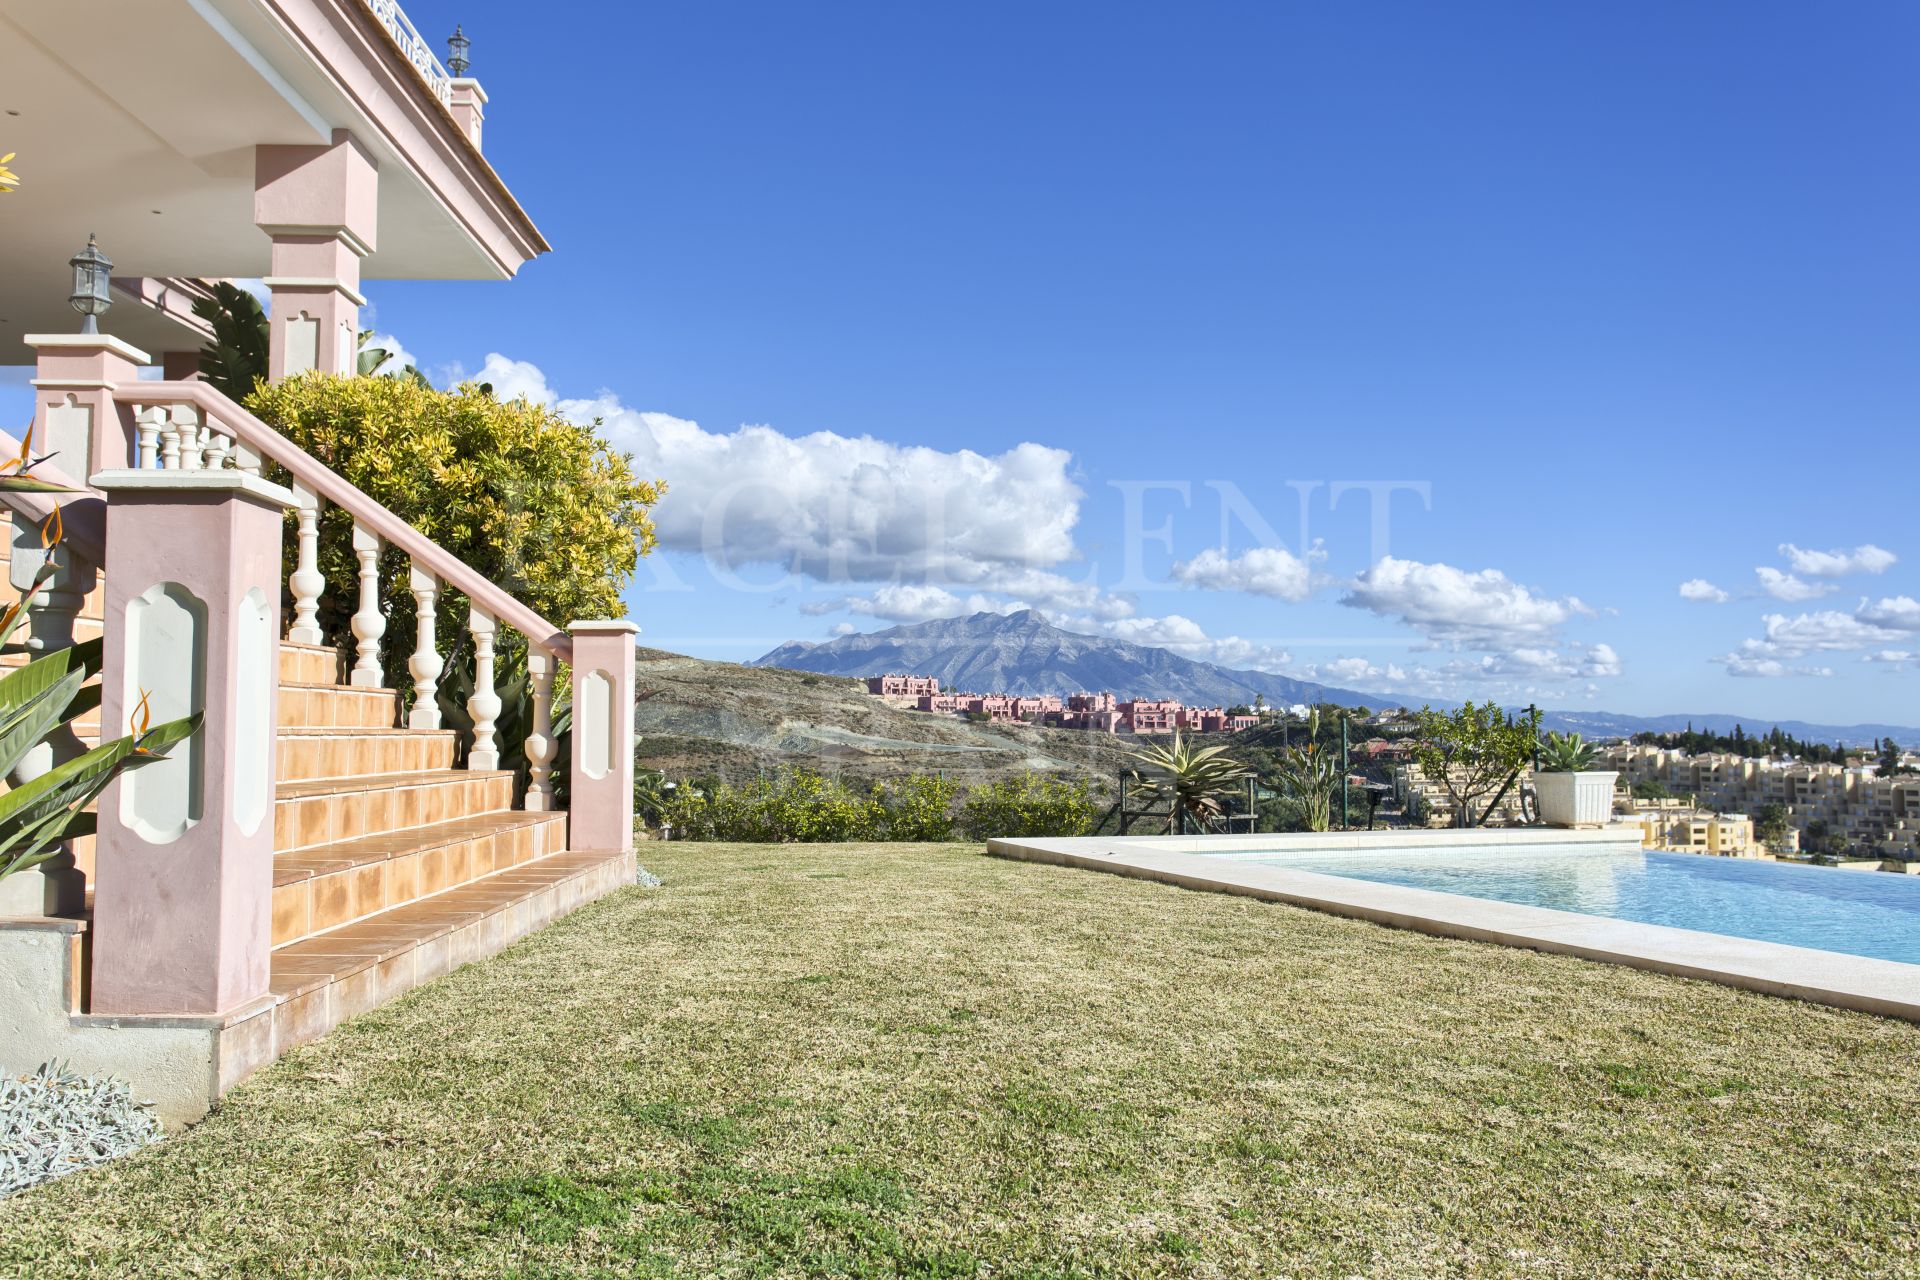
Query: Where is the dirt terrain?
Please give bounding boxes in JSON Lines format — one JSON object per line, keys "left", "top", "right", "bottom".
{"left": 632, "top": 647, "right": 1143, "bottom": 790}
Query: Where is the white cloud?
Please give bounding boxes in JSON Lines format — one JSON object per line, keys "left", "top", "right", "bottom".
{"left": 1341, "top": 557, "right": 1582, "bottom": 650}
{"left": 828, "top": 622, "right": 858, "bottom": 637}
{"left": 475, "top": 353, "right": 1086, "bottom": 599}
{"left": 1754, "top": 567, "right": 1836, "bottom": 602}
{"left": 1858, "top": 596, "right": 1920, "bottom": 632}
{"left": 803, "top": 585, "right": 1026, "bottom": 624}
{"left": 1170, "top": 545, "right": 1320, "bottom": 602}
{"left": 1863, "top": 650, "right": 1915, "bottom": 666}
{"left": 1779, "top": 543, "right": 1897, "bottom": 577}
{"left": 1715, "top": 654, "right": 1835, "bottom": 679}
{"left": 1678, "top": 578, "right": 1731, "bottom": 604}
{"left": 1306, "top": 656, "right": 1408, "bottom": 685}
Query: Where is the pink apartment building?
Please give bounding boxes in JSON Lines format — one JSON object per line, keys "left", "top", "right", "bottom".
{"left": 867, "top": 674, "right": 941, "bottom": 698}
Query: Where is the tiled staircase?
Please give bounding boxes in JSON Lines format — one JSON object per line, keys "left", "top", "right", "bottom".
{"left": 257, "top": 639, "right": 630, "bottom": 1051}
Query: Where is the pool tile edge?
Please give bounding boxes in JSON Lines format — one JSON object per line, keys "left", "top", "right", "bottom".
{"left": 986, "top": 835, "right": 1920, "bottom": 1022}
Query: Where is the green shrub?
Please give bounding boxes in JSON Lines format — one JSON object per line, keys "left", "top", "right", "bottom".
{"left": 960, "top": 773, "right": 1096, "bottom": 840}
{"left": 663, "top": 771, "right": 882, "bottom": 843}
{"left": 875, "top": 774, "right": 961, "bottom": 841}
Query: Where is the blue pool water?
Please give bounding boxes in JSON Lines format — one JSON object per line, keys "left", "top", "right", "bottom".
{"left": 1226, "top": 845, "right": 1920, "bottom": 966}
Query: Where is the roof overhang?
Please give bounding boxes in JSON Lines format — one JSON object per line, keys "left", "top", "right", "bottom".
{"left": 0, "top": 0, "right": 549, "bottom": 361}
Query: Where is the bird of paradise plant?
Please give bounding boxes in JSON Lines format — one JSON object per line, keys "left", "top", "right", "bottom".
{"left": 0, "top": 426, "right": 202, "bottom": 885}
{"left": 1128, "top": 729, "right": 1253, "bottom": 834}
{"left": 1269, "top": 709, "right": 1342, "bottom": 832}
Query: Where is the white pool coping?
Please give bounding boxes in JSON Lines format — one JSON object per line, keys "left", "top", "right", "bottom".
{"left": 985, "top": 829, "right": 1920, "bottom": 1022}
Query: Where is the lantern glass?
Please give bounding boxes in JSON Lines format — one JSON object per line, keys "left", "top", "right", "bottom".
{"left": 68, "top": 234, "right": 113, "bottom": 335}
{"left": 448, "top": 25, "right": 470, "bottom": 76}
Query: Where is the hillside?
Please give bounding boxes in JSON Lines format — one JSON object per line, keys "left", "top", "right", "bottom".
{"left": 750, "top": 611, "right": 1919, "bottom": 746}
{"left": 633, "top": 646, "right": 1144, "bottom": 790}
{"left": 750, "top": 610, "right": 1384, "bottom": 709}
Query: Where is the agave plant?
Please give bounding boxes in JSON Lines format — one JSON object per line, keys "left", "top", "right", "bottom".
{"left": 1128, "top": 729, "right": 1253, "bottom": 834}
{"left": 1268, "top": 709, "right": 1341, "bottom": 832}
{"left": 1537, "top": 731, "right": 1598, "bottom": 774}
{"left": 0, "top": 433, "right": 202, "bottom": 885}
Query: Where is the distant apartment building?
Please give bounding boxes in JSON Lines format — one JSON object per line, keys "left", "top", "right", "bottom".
{"left": 1179, "top": 707, "right": 1260, "bottom": 733}
{"left": 1119, "top": 699, "right": 1182, "bottom": 734}
{"left": 863, "top": 679, "right": 1253, "bottom": 735}
{"left": 1602, "top": 745, "right": 1920, "bottom": 861}
{"left": 867, "top": 674, "right": 940, "bottom": 700}
{"left": 1629, "top": 808, "right": 1762, "bottom": 857}
{"left": 1391, "top": 763, "right": 1532, "bottom": 828}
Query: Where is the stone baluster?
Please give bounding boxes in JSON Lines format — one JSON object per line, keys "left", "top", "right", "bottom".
{"left": 203, "top": 430, "right": 231, "bottom": 471}
{"left": 231, "top": 441, "right": 263, "bottom": 477}
{"left": 174, "top": 403, "right": 204, "bottom": 469}
{"left": 159, "top": 409, "right": 183, "bottom": 470}
{"left": 466, "top": 605, "right": 500, "bottom": 770}
{"left": 134, "top": 405, "right": 166, "bottom": 469}
{"left": 525, "top": 649, "right": 556, "bottom": 810}
{"left": 287, "top": 484, "right": 325, "bottom": 646}
{"left": 349, "top": 521, "right": 385, "bottom": 687}
{"left": 407, "top": 565, "right": 443, "bottom": 729}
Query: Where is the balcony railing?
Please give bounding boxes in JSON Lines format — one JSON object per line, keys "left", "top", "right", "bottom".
{"left": 364, "top": 0, "right": 454, "bottom": 108}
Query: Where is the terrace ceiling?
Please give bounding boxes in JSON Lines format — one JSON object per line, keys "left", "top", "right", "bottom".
{"left": 0, "top": 0, "right": 547, "bottom": 362}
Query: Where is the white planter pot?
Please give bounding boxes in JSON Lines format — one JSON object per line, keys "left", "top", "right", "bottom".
{"left": 1535, "top": 770, "right": 1618, "bottom": 828}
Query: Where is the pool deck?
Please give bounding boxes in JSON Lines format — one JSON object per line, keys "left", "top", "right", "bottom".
{"left": 986, "top": 829, "right": 1920, "bottom": 1022}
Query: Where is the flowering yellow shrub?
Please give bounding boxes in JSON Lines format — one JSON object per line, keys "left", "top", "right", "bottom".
{"left": 247, "top": 374, "right": 663, "bottom": 680}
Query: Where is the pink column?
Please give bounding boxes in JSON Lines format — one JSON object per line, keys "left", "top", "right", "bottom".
{"left": 254, "top": 131, "right": 378, "bottom": 381}
{"left": 449, "top": 78, "right": 488, "bottom": 151}
{"left": 24, "top": 334, "right": 147, "bottom": 474}
{"left": 567, "top": 621, "right": 637, "bottom": 854}
{"left": 88, "top": 470, "right": 293, "bottom": 1016}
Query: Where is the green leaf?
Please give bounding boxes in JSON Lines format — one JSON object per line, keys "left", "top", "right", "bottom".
{"left": 0, "top": 713, "right": 202, "bottom": 867}
{"left": 0, "top": 637, "right": 103, "bottom": 719}
{"left": 0, "top": 666, "right": 84, "bottom": 779}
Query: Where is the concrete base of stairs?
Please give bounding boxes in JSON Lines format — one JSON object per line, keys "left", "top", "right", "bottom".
{"left": 0, "top": 848, "right": 634, "bottom": 1127}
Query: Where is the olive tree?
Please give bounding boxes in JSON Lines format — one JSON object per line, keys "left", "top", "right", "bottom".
{"left": 1411, "top": 702, "right": 1541, "bottom": 828}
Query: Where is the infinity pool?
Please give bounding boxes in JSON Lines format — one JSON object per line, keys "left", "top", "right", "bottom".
{"left": 1221, "top": 845, "right": 1920, "bottom": 965}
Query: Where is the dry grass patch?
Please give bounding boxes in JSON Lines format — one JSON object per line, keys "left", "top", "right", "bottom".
{"left": 3, "top": 842, "right": 1918, "bottom": 1278}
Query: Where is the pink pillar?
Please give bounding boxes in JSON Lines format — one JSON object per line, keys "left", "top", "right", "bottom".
{"left": 88, "top": 470, "right": 293, "bottom": 1016}
{"left": 24, "top": 334, "right": 147, "bottom": 475}
{"left": 254, "top": 131, "right": 378, "bottom": 381}
{"left": 567, "top": 621, "right": 637, "bottom": 854}
{"left": 449, "top": 78, "right": 487, "bottom": 151}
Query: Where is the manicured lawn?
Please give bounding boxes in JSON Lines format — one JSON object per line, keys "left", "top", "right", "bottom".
{"left": 4, "top": 842, "right": 1919, "bottom": 1278}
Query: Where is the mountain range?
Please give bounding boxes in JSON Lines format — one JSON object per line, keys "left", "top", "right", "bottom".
{"left": 750, "top": 610, "right": 1920, "bottom": 745}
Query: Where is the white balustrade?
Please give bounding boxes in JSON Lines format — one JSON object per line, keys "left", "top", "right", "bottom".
{"left": 288, "top": 483, "right": 325, "bottom": 646}
{"left": 349, "top": 521, "right": 386, "bottom": 688}
{"left": 363, "top": 0, "right": 455, "bottom": 106}
{"left": 407, "top": 565, "right": 443, "bottom": 729}
{"left": 466, "top": 605, "right": 500, "bottom": 770}
{"left": 525, "top": 649, "right": 556, "bottom": 810}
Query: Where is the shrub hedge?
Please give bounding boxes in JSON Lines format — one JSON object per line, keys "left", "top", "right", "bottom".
{"left": 660, "top": 770, "right": 1095, "bottom": 843}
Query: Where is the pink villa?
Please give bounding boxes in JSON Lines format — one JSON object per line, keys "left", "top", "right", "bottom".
{"left": 0, "top": 2, "right": 637, "bottom": 1124}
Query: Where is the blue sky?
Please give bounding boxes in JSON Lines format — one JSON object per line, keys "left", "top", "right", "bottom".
{"left": 25, "top": 2, "right": 1920, "bottom": 724}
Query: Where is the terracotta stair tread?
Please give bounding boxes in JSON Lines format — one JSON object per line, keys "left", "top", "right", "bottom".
{"left": 278, "top": 680, "right": 394, "bottom": 693}
{"left": 273, "top": 810, "right": 564, "bottom": 887}
{"left": 268, "top": 850, "right": 628, "bottom": 999}
{"left": 277, "top": 768, "right": 514, "bottom": 799}
{"left": 277, "top": 726, "right": 456, "bottom": 738}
